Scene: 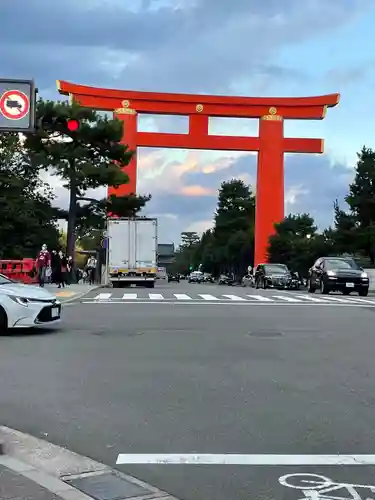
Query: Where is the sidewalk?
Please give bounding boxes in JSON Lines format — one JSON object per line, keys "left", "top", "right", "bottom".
{"left": 0, "top": 460, "right": 92, "bottom": 500}
{"left": 45, "top": 283, "right": 102, "bottom": 303}
{"left": 0, "top": 425, "right": 177, "bottom": 500}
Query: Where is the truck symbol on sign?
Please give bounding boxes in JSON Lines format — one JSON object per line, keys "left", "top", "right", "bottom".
{"left": 6, "top": 99, "right": 22, "bottom": 110}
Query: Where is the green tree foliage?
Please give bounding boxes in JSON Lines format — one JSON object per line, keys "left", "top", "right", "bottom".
{"left": 211, "top": 179, "right": 255, "bottom": 275}
{"left": 0, "top": 133, "right": 59, "bottom": 258}
{"left": 174, "top": 231, "right": 201, "bottom": 273}
{"left": 25, "top": 99, "right": 150, "bottom": 256}
{"left": 268, "top": 214, "right": 332, "bottom": 276}
{"left": 345, "top": 146, "right": 375, "bottom": 262}
{"left": 324, "top": 200, "right": 358, "bottom": 256}
{"left": 175, "top": 179, "right": 255, "bottom": 276}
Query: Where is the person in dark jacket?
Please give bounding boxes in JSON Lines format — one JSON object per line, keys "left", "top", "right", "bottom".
{"left": 57, "top": 251, "right": 68, "bottom": 288}
{"left": 50, "top": 250, "right": 59, "bottom": 284}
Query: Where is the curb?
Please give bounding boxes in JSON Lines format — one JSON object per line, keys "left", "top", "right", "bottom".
{"left": 0, "top": 425, "right": 180, "bottom": 500}
{"left": 58, "top": 285, "right": 104, "bottom": 304}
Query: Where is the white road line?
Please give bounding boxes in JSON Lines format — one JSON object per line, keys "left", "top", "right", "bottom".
{"left": 116, "top": 453, "right": 375, "bottom": 465}
{"left": 320, "top": 295, "right": 354, "bottom": 303}
{"left": 296, "top": 295, "right": 330, "bottom": 303}
{"left": 81, "top": 300, "right": 375, "bottom": 307}
{"left": 247, "top": 295, "right": 274, "bottom": 302}
{"left": 93, "top": 293, "right": 112, "bottom": 300}
{"left": 122, "top": 293, "right": 138, "bottom": 299}
{"left": 222, "top": 294, "right": 247, "bottom": 301}
{"left": 273, "top": 295, "right": 302, "bottom": 302}
{"left": 199, "top": 294, "right": 219, "bottom": 300}
{"left": 149, "top": 293, "right": 164, "bottom": 300}
{"left": 345, "top": 296, "right": 375, "bottom": 304}
{"left": 173, "top": 294, "right": 193, "bottom": 300}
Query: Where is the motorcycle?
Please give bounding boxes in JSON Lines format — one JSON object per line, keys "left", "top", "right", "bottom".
{"left": 241, "top": 274, "right": 255, "bottom": 287}
{"left": 218, "top": 274, "right": 235, "bottom": 286}
{"left": 288, "top": 272, "right": 303, "bottom": 290}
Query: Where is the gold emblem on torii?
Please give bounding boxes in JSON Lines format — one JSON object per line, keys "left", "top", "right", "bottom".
{"left": 114, "top": 100, "right": 137, "bottom": 115}
{"left": 262, "top": 106, "right": 282, "bottom": 120}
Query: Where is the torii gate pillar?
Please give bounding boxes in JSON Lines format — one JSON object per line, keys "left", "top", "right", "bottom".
{"left": 57, "top": 80, "right": 339, "bottom": 266}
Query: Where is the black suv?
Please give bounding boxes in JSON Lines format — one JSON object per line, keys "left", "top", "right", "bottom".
{"left": 168, "top": 273, "right": 180, "bottom": 283}
{"left": 254, "top": 263, "right": 292, "bottom": 289}
{"left": 308, "top": 257, "right": 369, "bottom": 296}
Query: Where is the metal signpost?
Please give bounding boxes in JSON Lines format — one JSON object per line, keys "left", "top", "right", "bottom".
{"left": 0, "top": 79, "right": 36, "bottom": 132}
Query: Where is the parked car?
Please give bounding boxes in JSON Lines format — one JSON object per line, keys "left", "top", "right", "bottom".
{"left": 308, "top": 257, "right": 369, "bottom": 296}
{"left": 0, "top": 273, "right": 62, "bottom": 332}
{"left": 254, "top": 263, "right": 292, "bottom": 289}
{"left": 168, "top": 273, "right": 180, "bottom": 283}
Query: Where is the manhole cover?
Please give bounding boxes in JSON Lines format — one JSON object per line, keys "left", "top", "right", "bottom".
{"left": 248, "top": 330, "right": 283, "bottom": 337}
{"left": 65, "top": 472, "right": 151, "bottom": 500}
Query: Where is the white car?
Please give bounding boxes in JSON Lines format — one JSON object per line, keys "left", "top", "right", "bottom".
{"left": 0, "top": 273, "right": 61, "bottom": 331}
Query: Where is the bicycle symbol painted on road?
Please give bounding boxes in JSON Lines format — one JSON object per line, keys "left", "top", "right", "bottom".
{"left": 279, "top": 473, "right": 375, "bottom": 500}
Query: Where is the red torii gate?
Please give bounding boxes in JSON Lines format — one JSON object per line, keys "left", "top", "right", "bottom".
{"left": 57, "top": 80, "right": 339, "bottom": 265}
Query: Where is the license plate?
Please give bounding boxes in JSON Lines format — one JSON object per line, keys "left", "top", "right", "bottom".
{"left": 346, "top": 282, "right": 355, "bottom": 288}
{"left": 51, "top": 307, "right": 60, "bottom": 318}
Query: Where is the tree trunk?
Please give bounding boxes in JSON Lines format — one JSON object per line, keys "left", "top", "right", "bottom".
{"left": 66, "top": 166, "right": 77, "bottom": 258}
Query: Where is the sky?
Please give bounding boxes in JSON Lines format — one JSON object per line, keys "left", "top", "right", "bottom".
{"left": 2, "top": 0, "right": 375, "bottom": 245}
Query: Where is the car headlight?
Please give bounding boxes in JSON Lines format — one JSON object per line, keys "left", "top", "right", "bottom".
{"left": 361, "top": 272, "right": 368, "bottom": 279}
{"left": 9, "top": 296, "right": 29, "bottom": 306}
{"left": 327, "top": 271, "right": 336, "bottom": 277}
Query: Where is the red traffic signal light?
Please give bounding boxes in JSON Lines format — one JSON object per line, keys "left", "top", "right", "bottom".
{"left": 37, "top": 115, "right": 80, "bottom": 133}
{"left": 67, "top": 119, "right": 80, "bottom": 131}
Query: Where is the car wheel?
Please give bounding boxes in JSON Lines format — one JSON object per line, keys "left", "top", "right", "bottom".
{"left": 0, "top": 307, "right": 8, "bottom": 333}
{"left": 307, "top": 279, "right": 316, "bottom": 293}
{"left": 359, "top": 289, "right": 369, "bottom": 297}
{"left": 320, "top": 279, "right": 329, "bottom": 294}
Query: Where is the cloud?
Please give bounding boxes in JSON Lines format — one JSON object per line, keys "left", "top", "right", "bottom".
{"left": 3, "top": 0, "right": 370, "bottom": 245}
{"left": 0, "top": 0, "right": 371, "bottom": 95}
{"left": 325, "top": 63, "right": 375, "bottom": 86}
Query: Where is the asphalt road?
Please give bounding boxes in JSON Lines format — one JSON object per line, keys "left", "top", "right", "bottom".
{"left": 1, "top": 280, "right": 375, "bottom": 500}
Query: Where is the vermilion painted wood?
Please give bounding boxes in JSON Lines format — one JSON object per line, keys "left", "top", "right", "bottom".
{"left": 57, "top": 80, "right": 339, "bottom": 264}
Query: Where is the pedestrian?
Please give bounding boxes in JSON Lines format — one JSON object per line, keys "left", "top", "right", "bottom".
{"left": 36, "top": 244, "right": 51, "bottom": 287}
{"left": 50, "top": 250, "right": 59, "bottom": 284}
{"left": 57, "top": 250, "right": 68, "bottom": 288}
{"left": 67, "top": 256, "right": 75, "bottom": 284}
{"left": 86, "top": 255, "right": 97, "bottom": 285}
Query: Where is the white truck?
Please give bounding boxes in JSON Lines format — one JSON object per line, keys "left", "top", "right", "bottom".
{"left": 106, "top": 217, "right": 158, "bottom": 288}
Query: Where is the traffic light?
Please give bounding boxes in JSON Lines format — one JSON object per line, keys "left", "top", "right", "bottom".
{"left": 37, "top": 115, "right": 80, "bottom": 134}
{"left": 189, "top": 265, "right": 193, "bottom": 271}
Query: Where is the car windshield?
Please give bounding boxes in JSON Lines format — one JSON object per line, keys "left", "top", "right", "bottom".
{"left": 0, "top": 273, "right": 12, "bottom": 284}
{"left": 264, "top": 264, "right": 288, "bottom": 274}
{"left": 325, "top": 259, "right": 359, "bottom": 270}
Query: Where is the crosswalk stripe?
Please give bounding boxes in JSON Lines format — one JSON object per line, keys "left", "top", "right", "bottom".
{"left": 321, "top": 296, "right": 355, "bottom": 303}
{"left": 273, "top": 295, "right": 302, "bottom": 302}
{"left": 173, "top": 294, "right": 193, "bottom": 300}
{"left": 296, "top": 295, "right": 330, "bottom": 303}
{"left": 345, "top": 296, "right": 375, "bottom": 304}
{"left": 247, "top": 295, "right": 274, "bottom": 302}
{"left": 122, "top": 293, "right": 138, "bottom": 299}
{"left": 199, "top": 294, "right": 219, "bottom": 300}
{"left": 149, "top": 293, "right": 164, "bottom": 300}
{"left": 222, "top": 295, "right": 247, "bottom": 301}
{"left": 94, "top": 293, "right": 112, "bottom": 300}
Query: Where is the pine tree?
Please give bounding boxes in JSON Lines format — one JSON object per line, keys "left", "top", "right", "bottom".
{"left": 26, "top": 99, "right": 150, "bottom": 256}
